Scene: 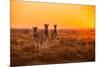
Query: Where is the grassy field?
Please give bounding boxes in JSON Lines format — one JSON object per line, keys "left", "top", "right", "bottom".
{"left": 11, "top": 29, "right": 95, "bottom": 66}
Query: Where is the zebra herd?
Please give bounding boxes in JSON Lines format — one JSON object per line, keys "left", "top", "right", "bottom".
{"left": 32, "top": 24, "right": 58, "bottom": 49}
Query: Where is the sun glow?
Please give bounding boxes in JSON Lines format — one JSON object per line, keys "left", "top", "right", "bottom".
{"left": 11, "top": 0, "right": 95, "bottom": 29}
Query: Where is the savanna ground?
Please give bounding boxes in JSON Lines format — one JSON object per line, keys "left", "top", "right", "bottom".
{"left": 11, "top": 29, "right": 95, "bottom": 66}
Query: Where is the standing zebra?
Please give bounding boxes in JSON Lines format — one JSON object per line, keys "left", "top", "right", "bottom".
{"left": 32, "top": 27, "right": 39, "bottom": 49}
{"left": 32, "top": 24, "right": 49, "bottom": 49}
{"left": 50, "top": 24, "right": 58, "bottom": 43}
{"left": 44, "top": 24, "right": 49, "bottom": 41}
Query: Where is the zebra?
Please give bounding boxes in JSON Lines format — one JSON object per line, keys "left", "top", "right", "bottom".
{"left": 32, "top": 27, "right": 39, "bottom": 49}
{"left": 32, "top": 25, "right": 49, "bottom": 49}
{"left": 44, "top": 24, "right": 49, "bottom": 41}
{"left": 50, "top": 24, "right": 58, "bottom": 43}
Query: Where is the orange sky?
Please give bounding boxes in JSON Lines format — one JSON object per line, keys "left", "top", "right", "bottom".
{"left": 11, "top": 0, "right": 95, "bottom": 29}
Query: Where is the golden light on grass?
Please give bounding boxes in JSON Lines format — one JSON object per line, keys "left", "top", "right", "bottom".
{"left": 11, "top": 0, "right": 95, "bottom": 29}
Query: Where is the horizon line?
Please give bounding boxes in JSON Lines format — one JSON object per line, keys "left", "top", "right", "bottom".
{"left": 11, "top": 27, "right": 95, "bottom": 30}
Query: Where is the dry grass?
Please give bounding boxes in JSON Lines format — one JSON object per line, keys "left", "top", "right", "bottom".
{"left": 11, "top": 29, "right": 95, "bottom": 66}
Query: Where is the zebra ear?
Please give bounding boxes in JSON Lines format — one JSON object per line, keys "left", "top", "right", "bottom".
{"left": 32, "top": 27, "right": 38, "bottom": 32}
{"left": 35, "top": 27, "right": 38, "bottom": 29}
{"left": 32, "top": 27, "right": 35, "bottom": 29}
{"left": 47, "top": 24, "right": 49, "bottom": 26}
{"left": 44, "top": 24, "right": 49, "bottom": 26}
{"left": 54, "top": 24, "right": 57, "bottom": 26}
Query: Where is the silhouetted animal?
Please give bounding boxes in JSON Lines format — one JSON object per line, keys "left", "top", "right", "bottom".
{"left": 32, "top": 26, "right": 48, "bottom": 49}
